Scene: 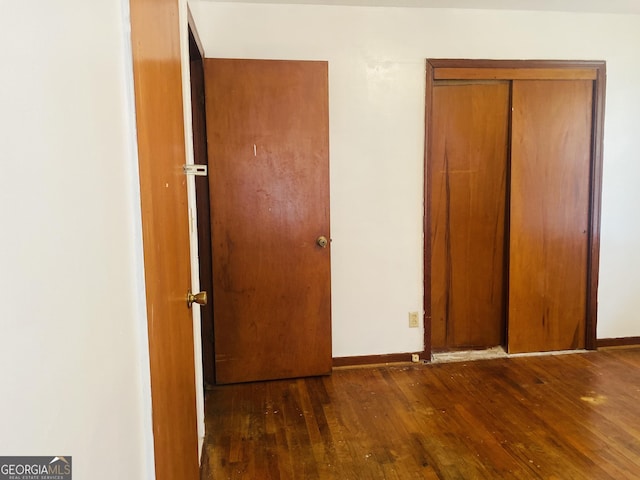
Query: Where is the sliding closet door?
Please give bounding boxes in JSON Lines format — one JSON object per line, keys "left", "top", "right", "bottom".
{"left": 508, "top": 80, "right": 593, "bottom": 353}
{"left": 430, "top": 82, "right": 510, "bottom": 349}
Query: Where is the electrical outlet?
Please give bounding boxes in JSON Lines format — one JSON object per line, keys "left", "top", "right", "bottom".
{"left": 411, "top": 353, "right": 420, "bottom": 363}
{"left": 409, "top": 311, "right": 419, "bottom": 328}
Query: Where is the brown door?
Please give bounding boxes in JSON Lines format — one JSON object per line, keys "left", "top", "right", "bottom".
{"left": 204, "top": 59, "right": 332, "bottom": 384}
{"left": 508, "top": 80, "right": 593, "bottom": 353}
{"left": 130, "top": 0, "right": 199, "bottom": 478}
{"left": 430, "top": 81, "right": 510, "bottom": 349}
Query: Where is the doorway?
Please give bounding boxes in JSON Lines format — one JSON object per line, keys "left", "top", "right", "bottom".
{"left": 424, "top": 59, "right": 606, "bottom": 355}
{"left": 188, "top": 26, "right": 216, "bottom": 387}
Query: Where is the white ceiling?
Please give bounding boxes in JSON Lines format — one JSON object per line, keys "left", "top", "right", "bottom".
{"left": 195, "top": 0, "right": 640, "bottom": 15}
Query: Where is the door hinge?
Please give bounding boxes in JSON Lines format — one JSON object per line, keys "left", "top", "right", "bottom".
{"left": 183, "top": 164, "right": 208, "bottom": 176}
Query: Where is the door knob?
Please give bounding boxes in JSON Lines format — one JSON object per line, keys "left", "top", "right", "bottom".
{"left": 316, "top": 236, "right": 329, "bottom": 248}
{"left": 187, "top": 290, "right": 208, "bottom": 308}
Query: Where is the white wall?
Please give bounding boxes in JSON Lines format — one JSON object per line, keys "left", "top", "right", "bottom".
{"left": 0, "top": 1, "right": 154, "bottom": 478}
{"left": 189, "top": 2, "right": 640, "bottom": 356}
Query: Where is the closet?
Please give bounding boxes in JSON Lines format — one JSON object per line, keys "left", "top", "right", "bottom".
{"left": 425, "top": 60, "right": 605, "bottom": 354}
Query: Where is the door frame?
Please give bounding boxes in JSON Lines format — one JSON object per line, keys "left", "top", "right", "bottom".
{"left": 188, "top": 23, "right": 216, "bottom": 388}
{"left": 129, "top": 0, "right": 201, "bottom": 478}
{"left": 423, "top": 59, "right": 606, "bottom": 356}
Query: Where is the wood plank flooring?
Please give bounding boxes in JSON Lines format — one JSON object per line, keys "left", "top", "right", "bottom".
{"left": 201, "top": 348, "right": 640, "bottom": 479}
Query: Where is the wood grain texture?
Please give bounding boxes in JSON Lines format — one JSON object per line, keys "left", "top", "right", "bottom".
{"left": 333, "top": 352, "right": 418, "bottom": 367}
{"left": 204, "top": 59, "right": 332, "bottom": 384}
{"left": 434, "top": 67, "right": 597, "bottom": 81}
{"left": 425, "top": 60, "right": 606, "bottom": 358}
{"left": 508, "top": 80, "right": 593, "bottom": 353}
{"left": 129, "top": 0, "right": 199, "bottom": 478}
{"left": 202, "top": 348, "right": 640, "bottom": 479}
{"left": 428, "top": 59, "right": 605, "bottom": 78}
{"left": 430, "top": 82, "right": 510, "bottom": 349}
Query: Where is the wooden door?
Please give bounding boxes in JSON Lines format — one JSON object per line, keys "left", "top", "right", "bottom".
{"left": 508, "top": 80, "right": 593, "bottom": 353}
{"left": 205, "top": 59, "right": 332, "bottom": 384}
{"left": 430, "top": 81, "right": 510, "bottom": 349}
{"left": 130, "top": 0, "right": 199, "bottom": 478}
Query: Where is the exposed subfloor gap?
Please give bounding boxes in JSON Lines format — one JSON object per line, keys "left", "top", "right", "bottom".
{"left": 430, "top": 346, "right": 589, "bottom": 364}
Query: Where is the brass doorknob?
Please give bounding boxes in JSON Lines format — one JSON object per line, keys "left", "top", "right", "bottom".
{"left": 187, "top": 290, "right": 208, "bottom": 308}
{"left": 316, "top": 236, "right": 329, "bottom": 248}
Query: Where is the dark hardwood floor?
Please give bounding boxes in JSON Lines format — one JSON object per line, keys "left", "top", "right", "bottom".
{"left": 201, "top": 347, "right": 640, "bottom": 479}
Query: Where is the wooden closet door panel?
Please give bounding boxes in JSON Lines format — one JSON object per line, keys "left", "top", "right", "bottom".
{"left": 431, "top": 82, "right": 510, "bottom": 349}
{"left": 508, "top": 80, "right": 592, "bottom": 353}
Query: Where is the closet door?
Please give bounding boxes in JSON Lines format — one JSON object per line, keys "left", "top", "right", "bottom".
{"left": 508, "top": 80, "right": 593, "bottom": 353}
{"left": 430, "top": 82, "right": 510, "bottom": 349}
